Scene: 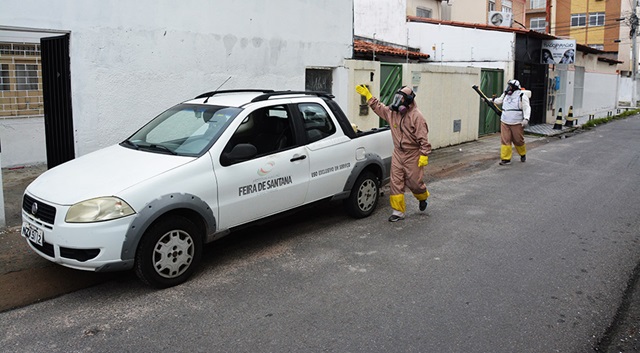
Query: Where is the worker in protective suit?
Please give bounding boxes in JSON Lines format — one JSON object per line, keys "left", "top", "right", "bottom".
{"left": 492, "top": 79, "right": 531, "bottom": 165}
{"left": 356, "top": 84, "right": 431, "bottom": 222}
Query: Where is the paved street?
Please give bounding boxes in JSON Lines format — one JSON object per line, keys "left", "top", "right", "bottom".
{"left": 1, "top": 117, "right": 640, "bottom": 352}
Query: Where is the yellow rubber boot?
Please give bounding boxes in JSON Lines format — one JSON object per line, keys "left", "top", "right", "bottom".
{"left": 389, "top": 194, "right": 406, "bottom": 214}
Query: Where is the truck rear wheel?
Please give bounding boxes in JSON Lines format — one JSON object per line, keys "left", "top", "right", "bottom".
{"left": 135, "top": 215, "right": 203, "bottom": 288}
{"left": 344, "top": 171, "right": 379, "bottom": 218}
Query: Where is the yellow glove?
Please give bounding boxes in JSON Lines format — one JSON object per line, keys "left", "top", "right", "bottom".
{"left": 418, "top": 155, "right": 429, "bottom": 167}
{"left": 355, "top": 84, "right": 373, "bottom": 101}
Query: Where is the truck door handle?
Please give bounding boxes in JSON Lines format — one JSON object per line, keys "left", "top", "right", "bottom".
{"left": 290, "top": 154, "right": 307, "bottom": 162}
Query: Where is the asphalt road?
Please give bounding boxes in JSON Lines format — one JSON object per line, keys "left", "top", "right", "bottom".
{"left": 1, "top": 118, "right": 640, "bottom": 352}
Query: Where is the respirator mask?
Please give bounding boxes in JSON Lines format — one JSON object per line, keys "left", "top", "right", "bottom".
{"left": 390, "top": 87, "right": 415, "bottom": 114}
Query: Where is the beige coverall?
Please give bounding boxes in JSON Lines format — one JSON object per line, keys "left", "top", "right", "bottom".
{"left": 368, "top": 97, "right": 431, "bottom": 214}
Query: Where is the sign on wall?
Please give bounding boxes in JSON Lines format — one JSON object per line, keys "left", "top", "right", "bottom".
{"left": 541, "top": 40, "right": 576, "bottom": 65}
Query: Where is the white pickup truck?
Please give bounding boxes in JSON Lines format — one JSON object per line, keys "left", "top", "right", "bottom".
{"left": 21, "top": 90, "right": 392, "bottom": 288}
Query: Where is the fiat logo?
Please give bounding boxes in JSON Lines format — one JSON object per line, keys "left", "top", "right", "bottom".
{"left": 31, "top": 202, "right": 38, "bottom": 215}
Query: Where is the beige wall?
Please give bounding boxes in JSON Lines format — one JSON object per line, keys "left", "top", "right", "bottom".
{"left": 448, "top": 0, "right": 488, "bottom": 24}
{"left": 406, "top": 64, "right": 481, "bottom": 148}
{"left": 345, "top": 60, "right": 481, "bottom": 149}
{"left": 406, "top": 0, "right": 443, "bottom": 18}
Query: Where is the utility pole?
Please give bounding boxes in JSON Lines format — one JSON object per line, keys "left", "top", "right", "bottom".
{"left": 545, "top": 0, "right": 551, "bottom": 34}
{"left": 632, "top": 0, "right": 638, "bottom": 107}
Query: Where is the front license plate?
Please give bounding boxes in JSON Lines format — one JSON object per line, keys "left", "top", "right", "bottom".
{"left": 21, "top": 222, "right": 44, "bottom": 246}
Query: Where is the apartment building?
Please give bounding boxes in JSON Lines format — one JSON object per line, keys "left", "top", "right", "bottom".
{"left": 404, "top": 0, "right": 526, "bottom": 26}
{"left": 554, "top": 0, "right": 622, "bottom": 51}
{"left": 525, "top": 0, "right": 549, "bottom": 32}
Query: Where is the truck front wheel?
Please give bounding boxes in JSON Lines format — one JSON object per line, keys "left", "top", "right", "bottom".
{"left": 135, "top": 215, "right": 203, "bottom": 288}
{"left": 344, "top": 171, "right": 380, "bottom": 218}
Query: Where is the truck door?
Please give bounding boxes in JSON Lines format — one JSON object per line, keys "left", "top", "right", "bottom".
{"left": 215, "top": 105, "right": 309, "bottom": 229}
{"left": 296, "top": 102, "right": 353, "bottom": 203}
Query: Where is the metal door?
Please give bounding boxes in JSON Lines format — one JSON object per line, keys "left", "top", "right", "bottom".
{"left": 379, "top": 63, "right": 402, "bottom": 127}
{"left": 514, "top": 62, "right": 547, "bottom": 125}
{"left": 479, "top": 69, "right": 503, "bottom": 135}
{"left": 41, "top": 34, "right": 74, "bottom": 168}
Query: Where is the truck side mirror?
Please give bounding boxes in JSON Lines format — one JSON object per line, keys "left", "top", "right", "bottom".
{"left": 221, "top": 143, "right": 257, "bottom": 165}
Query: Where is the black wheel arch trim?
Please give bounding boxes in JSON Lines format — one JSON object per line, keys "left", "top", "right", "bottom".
{"left": 119, "top": 193, "right": 216, "bottom": 262}
{"left": 333, "top": 153, "right": 391, "bottom": 201}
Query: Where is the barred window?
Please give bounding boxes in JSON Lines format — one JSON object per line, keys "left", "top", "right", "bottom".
{"left": 15, "top": 63, "right": 38, "bottom": 90}
{"left": 416, "top": 7, "right": 432, "bottom": 18}
{"left": 0, "top": 64, "right": 9, "bottom": 91}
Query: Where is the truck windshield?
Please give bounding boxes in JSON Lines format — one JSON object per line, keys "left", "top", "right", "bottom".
{"left": 122, "top": 104, "right": 242, "bottom": 157}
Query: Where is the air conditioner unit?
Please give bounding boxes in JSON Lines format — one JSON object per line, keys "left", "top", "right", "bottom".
{"left": 488, "top": 11, "right": 513, "bottom": 27}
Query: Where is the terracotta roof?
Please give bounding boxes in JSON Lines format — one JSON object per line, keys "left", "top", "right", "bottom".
{"left": 354, "top": 39, "right": 430, "bottom": 60}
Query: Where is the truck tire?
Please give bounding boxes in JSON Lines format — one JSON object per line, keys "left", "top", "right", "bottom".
{"left": 135, "top": 215, "right": 203, "bottom": 288}
{"left": 344, "top": 171, "right": 380, "bottom": 218}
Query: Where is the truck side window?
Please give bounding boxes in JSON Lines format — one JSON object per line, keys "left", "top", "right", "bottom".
{"left": 221, "top": 105, "right": 294, "bottom": 166}
{"left": 298, "top": 103, "right": 336, "bottom": 143}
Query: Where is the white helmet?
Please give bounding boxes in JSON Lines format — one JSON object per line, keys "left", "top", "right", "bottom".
{"left": 507, "top": 79, "right": 521, "bottom": 90}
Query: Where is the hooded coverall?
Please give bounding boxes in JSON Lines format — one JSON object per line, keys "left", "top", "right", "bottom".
{"left": 367, "top": 96, "right": 432, "bottom": 215}
{"left": 493, "top": 90, "right": 531, "bottom": 162}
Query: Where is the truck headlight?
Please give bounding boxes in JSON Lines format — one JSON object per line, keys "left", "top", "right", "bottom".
{"left": 66, "top": 197, "right": 135, "bottom": 223}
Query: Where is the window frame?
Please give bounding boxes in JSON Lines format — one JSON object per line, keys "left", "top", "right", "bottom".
{"left": 15, "top": 63, "right": 39, "bottom": 91}
{"left": 416, "top": 6, "right": 432, "bottom": 18}
{"left": 530, "top": 0, "right": 545, "bottom": 9}
{"left": 571, "top": 13, "right": 586, "bottom": 27}
{"left": 530, "top": 17, "right": 546, "bottom": 32}
{"left": 589, "top": 12, "right": 605, "bottom": 26}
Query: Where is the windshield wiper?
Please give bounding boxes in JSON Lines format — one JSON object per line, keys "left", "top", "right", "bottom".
{"left": 137, "top": 143, "right": 178, "bottom": 155}
{"left": 121, "top": 139, "right": 140, "bottom": 150}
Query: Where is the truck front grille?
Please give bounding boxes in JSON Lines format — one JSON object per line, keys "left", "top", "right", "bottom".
{"left": 23, "top": 194, "right": 57, "bottom": 225}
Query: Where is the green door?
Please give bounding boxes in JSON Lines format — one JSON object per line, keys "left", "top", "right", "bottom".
{"left": 379, "top": 63, "right": 402, "bottom": 127}
{"left": 479, "top": 69, "right": 503, "bottom": 136}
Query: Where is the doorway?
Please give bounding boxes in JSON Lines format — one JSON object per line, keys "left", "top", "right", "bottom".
{"left": 478, "top": 69, "right": 503, "bottom": 136}
{"left": 41, "top": 34, "right": 74, "bottom": 168}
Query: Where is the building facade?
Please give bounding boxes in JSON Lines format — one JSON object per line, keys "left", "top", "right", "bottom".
{"left": 0, "top": 0, "right": 353, "bottom": 168}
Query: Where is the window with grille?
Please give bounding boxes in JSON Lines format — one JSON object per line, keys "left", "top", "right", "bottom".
{"left": 0, "top": 64, "right": 9, "bottom": 91}
{"left": 305, "top": 68, "right": 333, "bottom": 94}
{"left": 589, "top": 12, "right": 605, "bottom": 26}
{"left": 530, "top": 0, "right": 545, "bottom": 9}
{"left": 416, "top": 7, "right": 432, "bottom": 18}
{"left": 571, "top": 13, "right": 586, "bottom": 27}
{"left": 530, "top": 17, "right": 546, "bottom": 32}
{"left": 15, "top": 63, "right": 39, "bottom": 90}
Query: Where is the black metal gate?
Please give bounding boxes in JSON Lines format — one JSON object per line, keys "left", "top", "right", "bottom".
{"left": 514, "top": 34, "right": 548, "bottom": 125}
{"left": 41, "top": 34, "right": 74, "bottom": 169}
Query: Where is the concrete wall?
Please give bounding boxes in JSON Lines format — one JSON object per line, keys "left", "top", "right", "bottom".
{"left": 548, "top": 50, "right": 620, "bottom": 122}
{"left": 407, "top": 21, "right": 514, "bottom": 66}
{"left": 0, "top": 0, "right": 352, "bottom": 162}
{"left": 407, "top": 64, "right": 481, "bottom": 148}
{"left": 354, "top": 0, "right": 408, "bottom": 44}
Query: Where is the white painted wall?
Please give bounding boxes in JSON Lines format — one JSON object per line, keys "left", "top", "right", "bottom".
{"left": 580, "top": 72, "right": 618, "bottom": 117}
{"left": 0, "top": 0, "right": 352, "bottom": 160}
{"left": 407, "top": 21, "right": 514, "bottom": 64}
{"left": 354, "top": 0, "right": 409, "bottom": 45}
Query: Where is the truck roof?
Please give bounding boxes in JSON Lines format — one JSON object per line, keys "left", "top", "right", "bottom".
{"left": 185, "top": 89, "right": 335, "bottom": 107}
